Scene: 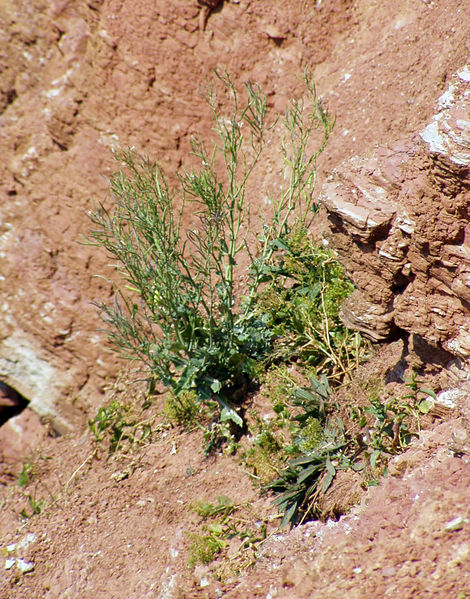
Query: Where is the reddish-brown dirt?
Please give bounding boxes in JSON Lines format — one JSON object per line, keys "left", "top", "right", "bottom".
{"left": 1, "top": 0, "right": 470, "bottom": 597}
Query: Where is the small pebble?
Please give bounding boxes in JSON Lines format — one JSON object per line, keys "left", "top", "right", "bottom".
{"left": 5, "top": 558, "right": 15, "bottom": 570}
{"left": 16, "top": 558, "right": 35, "bottom": 574}
{"left": 444, "top": 516, "right": 468, "bottom": 532}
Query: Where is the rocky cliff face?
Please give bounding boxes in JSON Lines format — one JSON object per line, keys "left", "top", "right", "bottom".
{"left": 0, "top": 0, "right": 468, "bottom": 437}
{"left": 320, "top": 66, "right": 470, "bottom": 367}
{"left": 0, "top": 0, "right": 357, "bottom": 433}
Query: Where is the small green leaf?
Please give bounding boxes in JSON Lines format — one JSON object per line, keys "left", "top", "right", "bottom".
{"left": 217, "top": 495, "right": 232, "bottom": 507}
{"left": 272, "top": 238, "right": 290, "bottom": 252}
{"left": 297, "top": 463, "right": 322, "bottom": 484}
{"left": 325, "top": 456, "right": 336, "bottom": 476}
{"left": 280, "top": 501, "right": 298, "bottom": 528}
{"left": 218, "top": 398, "right": 243, "bottom": 427}
{"left": 210, "top": 379, "right": 221, "bottom": 393}
{"left": 351, "top": 461, "right": 366, "bottom": 472}
{"left": 294, "top": 388, "right": 317, "bottom": 402}
{"left": 209, "top": 522, "right": 223, "bottom": 535}
{"left": 420, "top": 388, "right": 437, "bottom": 400}
{"left": 370, "top": 449, "right": 381, "bottom": 469}
{"left": 321, "top": 470, "right": 334, "bottom": 493}
{"left": 418, "top": 399, "right": 432, "bottom": 414}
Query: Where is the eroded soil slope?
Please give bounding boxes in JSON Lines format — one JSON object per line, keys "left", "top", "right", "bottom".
{"left": 0, "top": 0, "right": 468, "bottom": 428}
{"left": 1, "top": 0, "right": 470, "bottom": 597}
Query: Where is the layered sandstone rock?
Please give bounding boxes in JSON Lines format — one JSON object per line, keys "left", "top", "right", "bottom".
{"left": 320, "top": 67, "right": 470, "bottom": 359}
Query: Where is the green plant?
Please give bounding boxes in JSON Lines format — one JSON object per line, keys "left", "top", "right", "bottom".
{"left": 17, "top": 454, "right": 51, "bottom": 488}
{"left": 261, "top": 364, "right": 301, "bottom": 422}
{"left": 163, "top": 390, "right": 203, "bottom": 429}
{"left": 267, "top": 375, "right": 349, "bottom": 526}
{"left": 350, "top": 372, "right": 436, "bottom": 466}
{"left": 242, "top": 416, "right": 287, "bottom": 486}
{"left": 268, "top": 373, "right": 436, "bottom": 527}
{"left": 239, "top": 365, "right": 305, "bottom": 484}
{"left": 20, "top": 493, "right": 45, "bottom": 519}
{"left": 89, "top": 399, "right": 153, "bottom": 455}
{"left": 254, "top": 232, "right": 361, "bottom": 381}
{"left": 18, "top": 461, "right": 35, "bottom": 488}
{"left": 192, "top": 494, "right": 236, "bottom": 518}
{"left": 87, "top": 70, "right": 333, "bottom": 430}
{"left": 402, "top": 372, "right": 436, "bottom": 431}
{"left": 187, "top": 524, "right": 227, "bottom": 568}
{"left": 188, "top": 495, "right": 269, "bottom": 571}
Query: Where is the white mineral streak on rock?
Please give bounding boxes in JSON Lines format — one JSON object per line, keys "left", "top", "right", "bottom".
{"left": 445, "top": 326, "right": 470, "bottom": 358}
{"left": 395, "top": 213, "right": 415, "bottom": 235}
{"left": 420, "top": 120, "right": 446, "bottom": 154}
{"left": 438, "top": 84, "right": 455, "bottom": 109}
{"left": 0, "top": 335, "right": 73, "bottom": 432}
{"left": 320, "top": 169, "right": 396, "bottom": 239}
{"left": 17, "top": 533, "right": 36, "bottom": 550}
{"left": 436, "top": 388, "right": 463, "bottom": 409}
{"left": 420, "top": 66, "right": 470, "bottom": 166}
{"left": 458, "top": 66, "right": 470, "bottom": 82}
{"left": 4, "top": 558, "right": 15, "bottom": 570}
{"left": 15, "top": 558, "right": 35, "bottom": 574}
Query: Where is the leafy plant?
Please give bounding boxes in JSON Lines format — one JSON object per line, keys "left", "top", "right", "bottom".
{"left": 192, "top": 495, "right": 235, "bottom": 519}
{"left": 268, "top": 373, "right": 436, "bottom": 527}
{"left": 187, "top": 524, "right": 227, "bottom": 568}
{"left": 203, "top": 418, "right": 239, "bottom": 456}
{"left": 267, "top": 375, "right": 348, "bottom": 526}
{"left": 188, "top": 495, "right": 268, "bottom": 571}
{"left": 254, "top": 232, "right": 361, "bottom": 381}
{"left": 87, "top": 70, "right": 333, "bottom": 430}
{"left": 17, "top": 454, "right": 51, "bottom": 488}
{"left": 163, "top": 390, "right": 204, "bottom": 429}
{"left": 350, "top": 372, "right": 437, "bottom": 465}
{"left": 402, "top": 372, "right": 436, "bottom": 430}
{"left": 18, "top": 461, "right": 35, "bottom": 488}
{"left": 89, "top": 399, "right": 152, "bottom": 455}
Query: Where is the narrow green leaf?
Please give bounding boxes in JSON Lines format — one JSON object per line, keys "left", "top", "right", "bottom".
{"left": 297, "top": 463, "right": 322, "bottom": 484}
{"left": 272, "top": 238, "right": 290, "bottom": 252}
{"left": 321, "top": 470, "right": 334, "bottom": 493}
{"left": 420, "top": 388, "right": 437, "bottom": 400}
{"left": 280, "top": 501, "right": 298, "bottom": 528}
{"left": 370, "top": 449, "right": 381, "bottom": 469}
{"left": 325, "top": 456, "right": 336, "bottom": 476}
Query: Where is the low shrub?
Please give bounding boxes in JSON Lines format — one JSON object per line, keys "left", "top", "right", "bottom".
{"left": 87, "top": 71, "right": 334, "bottom": 428}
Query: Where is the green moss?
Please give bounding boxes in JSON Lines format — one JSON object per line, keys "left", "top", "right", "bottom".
{"left": 296, "top": 416, "right": 323, "bottom": 452}
{"left": 163, "top": 390, "right": 201, "bottom": 428}
{"left": 187, "top": 525, "right": 227, "bottom": 569}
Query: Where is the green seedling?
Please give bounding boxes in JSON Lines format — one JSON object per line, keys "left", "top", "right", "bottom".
{"left": 20, "top": 493, "right": 45, "bottom": 520}
{"left": 18, "top": 461, "right": 35, "bottom": 488}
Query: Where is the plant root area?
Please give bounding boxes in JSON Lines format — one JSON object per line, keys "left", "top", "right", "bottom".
{"left": 1, "top": 345, "right": 470, "bottom": 598}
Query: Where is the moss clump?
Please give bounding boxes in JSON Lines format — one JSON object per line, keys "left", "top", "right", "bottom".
{"left": 187, "top": 525, "right": 227, "bottom": 569}
{"left": 163, "top": 390, "right": 202, "bottom": 429}
{"left": 295, "top": 416, "right": 323, "bottom": 453}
